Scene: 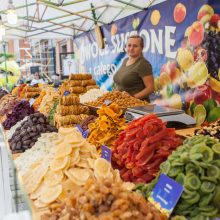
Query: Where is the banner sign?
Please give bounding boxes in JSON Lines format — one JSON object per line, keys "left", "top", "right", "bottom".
{"left": 74, "top": 0, "right": 220, "bottom": 125}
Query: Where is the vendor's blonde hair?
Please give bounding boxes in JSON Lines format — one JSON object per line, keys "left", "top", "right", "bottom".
{"left": 128, "top": 35, "right": 144, "bottom": 48}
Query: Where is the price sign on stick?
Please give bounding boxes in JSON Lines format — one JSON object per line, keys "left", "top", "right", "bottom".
{"left": 101, "top": 145, "right": 112, "bottom": 162}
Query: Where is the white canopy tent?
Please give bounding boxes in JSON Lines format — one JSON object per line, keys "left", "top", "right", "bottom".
{"left": 0, "top": 0, "right": 167, "bottom": 39}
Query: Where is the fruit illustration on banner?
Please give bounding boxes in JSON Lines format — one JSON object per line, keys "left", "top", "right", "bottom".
{"left": 173, "top": 3, "right": 186, "bottom": 23}
{"left": 132, "top": 18, "right": 140, "bottom": 30}
{"left": 176, "top": 48, "right": 194, "bottom": 71}
{"left": 193, "top": 47, "right": 208, "bottom": 62}
{"left": 186, "top": 62, "right": 209, "bottom": 88}
{"left": 193, "top": 84, "right": 211, "bottom": 105}
{"left": 207, "top": 107, "right": 220, "bottom": 123}
{"left": 188, "top": 21, "right": 205, "bottom": 47}
{"left": 151, "top": 10, "right": 161, "bottom": 26}
{"left": 111, "top": 23, "right": 117, "bottom": 35}
{"left": 197, "top": 4, "right": 214, "bottom": 25}
{"left": 194, "top": 104, "right": 206, "bottom": 126}
{"left": 210, "top": 77, "right": 220, "bottom": 93}
{"left": 151, "top": 3, "right": 220, "bottom": 124}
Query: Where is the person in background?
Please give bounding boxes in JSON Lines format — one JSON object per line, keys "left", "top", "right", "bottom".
{"left": 113, "top": 35, "right": 154, "bottom": 101}
{"left": 30, "top": 72, "right": 45, "bottom": 86}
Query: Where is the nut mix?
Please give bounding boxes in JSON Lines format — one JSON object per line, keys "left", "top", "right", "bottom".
{"left": 42, "top": 178, "right": 166, "bottom": 220}
{"left": 195, "top": 119, "right": 220, "bottom": 141}
{"left": 86, "top": 91, "right": 148, "bottom": 108}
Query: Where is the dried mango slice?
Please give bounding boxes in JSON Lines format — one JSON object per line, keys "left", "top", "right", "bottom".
{"left": 40, "top": 184, "right": 62, "bottom": 204}
{"left": 44, "top": 170, "right": 64, "bottom": 186}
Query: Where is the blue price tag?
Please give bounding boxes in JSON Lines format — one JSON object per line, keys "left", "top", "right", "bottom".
{"left": 63, "top": 91, "right": 70, "bottom": 96}
{"left": 76, "top": 124, "right": 83, "bottom": 134}
{"left": 148, "top": 173, "right": 183, "bottom": 217}
{"left": 101, "top": 145, "right": 112, "bottom": 162}
{"left": 82, "top": 129, "right": 89, "bottom": 139}
{"left": 29, "top": 98, "right": 35, "bottom": 106}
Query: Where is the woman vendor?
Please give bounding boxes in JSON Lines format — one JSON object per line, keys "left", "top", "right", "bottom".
{"left": 113, "top": 35, "right": 154, "bottom": 101}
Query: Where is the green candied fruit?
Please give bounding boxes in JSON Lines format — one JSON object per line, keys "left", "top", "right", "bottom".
{"left": 199, "top": 192, "right": 215, "bottom": 207}
{"left": 212, "top": 143, "right": 220, "bottom": 154}
{"left": 207, "top": 165, "right": 220, "bottom": 179}
{"left": 200, "top": 181, "right": 216, "bottom": 193}
{"left": 185, "top": 174, "right": 201, "bottom": 190}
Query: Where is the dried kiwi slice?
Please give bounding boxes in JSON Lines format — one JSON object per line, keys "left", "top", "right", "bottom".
{"left": 200, "top": 181, "right": 216, "bottom": 193}
{"left": 185, "top": 174, "right": 201, "bottom": 190}
{"left": 201, "top": 175, "right": 218, "bottom": 183}
{"left": 211, "top": 159, "right": 220, "bottom": 168}
{"left": 171, "top": 216, "right": 187, "bottom": 220}
{"left": 175, "top": 173, "right": 185, "bottom": 185}
{"left": 189, "top": 153, "right": 203, "bottom": 160}
{"left": 180, "top": 152, "right": 189, "bottom": 163}
{"left": 185, "top": 192, "right": 200, "bottom": 204}
{"left": 200, "top": 207, "right": 218, "bottom": 217}
{"left": 212, "top": 143, "right": 220, "bottom": 154}
{"left": 168, "top": 166, "right": 183, "bottom": 177}
{"left": 213, "top": 186, "right": 220, "bottom": 208}
{"left": 191, "top": 215, "right": 207, "bottom": 220}
{"left": 207, "top": 165, "right": 220, "bottom": 179}
{"left": 199, "top": 192, "right": 214, "bottom": 207}
{"left": 160, "top": 161, "right": 171, "bottom": 174}
{"left": 198, "top": 146, "right": 214, "bottom": 163}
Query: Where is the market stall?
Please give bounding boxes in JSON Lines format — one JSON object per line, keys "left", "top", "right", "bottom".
{"left": 0, "top": 0, "right": 220, "bottom": 219}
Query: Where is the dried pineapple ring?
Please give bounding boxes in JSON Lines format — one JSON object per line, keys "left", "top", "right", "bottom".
{"left": 64, "top": 168, "right": 91, "bottom": 185}
{"left": 44, "top": 170, "right": 64, "bottom": 186}
{"left": 58, "top": 127, "right": 77, "bottom": 135}
{"left": 40, "top": 184, "right": 62, "bottom": 204}
{"left": 94, "top": 158, "right": 111, "bottom": 180}
{"left": 30, "top": 182, "right": 47, "bottom": 200}
{"left": 54, "top": 143, "right": 72, "bottom": 159}
{"left": 34, "top": 199, "right": 49, "bottom": 208}
{"left": 50, "top": 156, "right": 69, "bottom": 171}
